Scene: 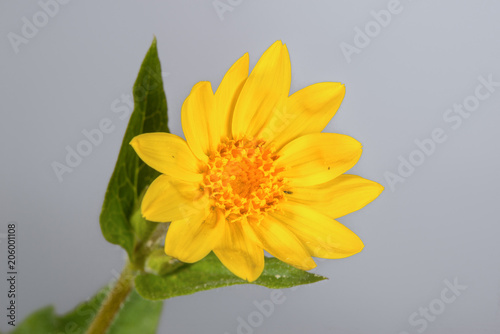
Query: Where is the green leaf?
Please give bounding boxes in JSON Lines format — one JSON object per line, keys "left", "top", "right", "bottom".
{"left": 100, "top": 37, "right": 169, "bottom": 260}
{"left": 8, "top": 307, "right": 56, "bottom": 334}
{"left": 8, "top": 286, "right": 107, "bottom": 333}
{"left": 135, "top": 253, "right": 327, "bottom": 300}
{"left": 7, "top": 287, "right": 162, "bottom": 334}
{"left": 107, "top": 290, "right": 163, "bottom": 334}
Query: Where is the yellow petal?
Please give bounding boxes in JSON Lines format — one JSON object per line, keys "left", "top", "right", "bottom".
{"left": 181, "top": 81, "right": 216, "bottom": 161}
{"left": 272, "top": 202, "right": 364, "bottom": 259}
{"left": 141, "top": 174, "right": 209, "bottom": 223}
{"left": 277, "top": 133, "right": 362, "bottom": 187}
{"left": 287, "top": 174, "right": 384, "bottom": 219}
{"left": 214, "top": 53, "right": 249, "bottom": 140}
{"left": 165, "top": 208, "right": 224, "bottom": 263}
{"left": 232, "top": 41, "right": 291, "bottom": 139}
{"left": 250, "top": 217, "right": 316, "bottom": 270}
{"left": 213, "top": 219, "right": 264, "bottom": 282}
{"left": 130, "top": 133, "right": 203, "bottom": 183}
{"left": 264, "top": 82, "right": 346, "bottom": 150}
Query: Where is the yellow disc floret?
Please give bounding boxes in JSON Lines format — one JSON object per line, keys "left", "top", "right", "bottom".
{"left": 203, "top": 138, "right": 285, "bottom": 221}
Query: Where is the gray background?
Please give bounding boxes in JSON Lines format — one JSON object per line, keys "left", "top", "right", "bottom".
{"left": 1, "top": 0, "right": 500, "bottom": 333}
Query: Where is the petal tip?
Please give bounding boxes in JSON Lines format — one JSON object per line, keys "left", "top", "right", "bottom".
{"left": 366, "top": 179, "right": 385, "bottom": 198}
{"left": 245, "top": 270, "right": 262, "bottom": 283}
{"left": 129, "top": 136, "right": 139, "bottom": 148}
{"left": 350, "top": 237, "right": 365, "bottom": 255}
{"left": 191, "top": 81, "right": 213, "bottom": 94}
{"left": 301, "top": 258, "right": 317, "bottom": 271}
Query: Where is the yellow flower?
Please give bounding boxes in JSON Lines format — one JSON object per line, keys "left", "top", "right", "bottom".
{"left": 130, "top": 41, "right": 383, "bottom": 282}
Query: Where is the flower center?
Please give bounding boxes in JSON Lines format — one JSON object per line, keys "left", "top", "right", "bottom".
{"left": 203, "top": 138, "right": 285, "bottom": 221}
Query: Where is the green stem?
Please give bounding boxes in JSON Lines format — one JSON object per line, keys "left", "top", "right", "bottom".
{"left": 85, "top": 224, "right": 169, "bottom": 334}
{"left": 85, "top": 262, "right": 135, "bottom": 334}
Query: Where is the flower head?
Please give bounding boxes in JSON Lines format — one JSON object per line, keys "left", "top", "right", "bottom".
{"left": 130, "top": 41, "right": 383, "bottom": 282}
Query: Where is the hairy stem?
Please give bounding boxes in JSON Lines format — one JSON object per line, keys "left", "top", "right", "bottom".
{"left": 85, "top": 262, "right": 135, "bottom": 334}
{"left": 85, "top": 223, "right": 169, "bottom": 334}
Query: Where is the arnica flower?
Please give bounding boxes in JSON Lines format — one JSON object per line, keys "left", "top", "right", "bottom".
{"left": 130, "top": 41, "right": 383, "bottom": 282}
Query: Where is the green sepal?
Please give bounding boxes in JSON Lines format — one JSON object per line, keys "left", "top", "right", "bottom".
{"left": 130, "top": 208, "right": 157, "bottom": 244}
{"left": 145, "top": 248, "right": 185, "bottom": 276}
